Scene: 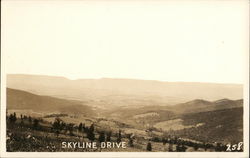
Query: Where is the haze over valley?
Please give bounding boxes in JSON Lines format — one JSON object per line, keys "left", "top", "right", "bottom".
{"left": 7, "top": 74, "right": 243, "bottom": 109}
{"left": 6, "top": 74, "right": 243, "bottom": 148}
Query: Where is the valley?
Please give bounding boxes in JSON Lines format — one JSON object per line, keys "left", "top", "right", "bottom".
{"left": 6, "top": 74, "right": 244, "bottom": 152}
{"left": 6, "top": 88, "right": 243, "bottom": 152}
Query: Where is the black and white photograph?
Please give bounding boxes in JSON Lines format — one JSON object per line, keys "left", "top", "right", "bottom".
{"left": 0, "top": 0, "right": 249, "bottom": 157}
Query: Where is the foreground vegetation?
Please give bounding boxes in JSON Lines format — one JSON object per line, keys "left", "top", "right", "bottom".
{"left": 6, "top": 112, "right": 243, "bottom": 152}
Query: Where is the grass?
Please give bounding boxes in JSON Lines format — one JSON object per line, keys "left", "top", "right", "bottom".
{"left": 5, "top": 120, "right": 235, "bottom": 152}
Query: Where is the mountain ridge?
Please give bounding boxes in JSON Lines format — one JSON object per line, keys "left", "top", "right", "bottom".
{"left": 8, "top": 74, "right": 243, "bottom": 85}
{"left": 7, "top": 74, "right": 243, "bottom": 108}
{"left": 7, "top": 88, "right": 94, "bottom": 116}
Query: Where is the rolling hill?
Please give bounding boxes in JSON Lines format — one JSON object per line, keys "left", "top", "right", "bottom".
{"left": 172, "top": 98, "right": 243, "bottom": 114}
{"left": 6, "top": 88, "right": 244, "bottom": 144}
{"left": 103, "top": 98, "right": 243, "bottom": 120}
{"left": 7, "top": 88, "right": 94, "bottom": 116}
{"left": 177, "top": 107, "right": 243, "bottom": 144}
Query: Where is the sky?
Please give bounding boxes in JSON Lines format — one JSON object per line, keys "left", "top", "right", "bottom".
{"left": 2, "top": 0, "right": 249, "bottom": 84}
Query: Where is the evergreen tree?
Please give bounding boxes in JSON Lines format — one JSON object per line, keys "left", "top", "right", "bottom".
{"left": 84, "top": 126, "right": 89, "bottom": 133}
{"left": 87, "top": 130, "right": 95, "bottom": 141}
{"left": 33, "top": 119, "right": 39, "bottom": 129}
{"left": 13, "top": 112, "right": 16, "bottom": 119}
{"left": 117, "top": 129, "right": 122, "bottom": 143}
{"left": 9, "top": 114, "right": 13, "bottom": 123}
{"left": 128, "top": 138, "right": 134, "bottom": 147}
{"left": 52, "top": 118, "right": 63, "bottom": 136}
{"left": 61, "top": 122, "right": 66, "bottom": 131}
{"left": 55, "top": 130, "right": 60, "bottom": 137}
{"left": 67, "top": 123, "right": 74, "bottom": 136}
{"left": 9, "top": 113, "right": 17, "bottom": 124}
{"left": 86, "top": 124, "right": 95, "bottom": 141}
{"left": 146, "top": 142, "right": 152, "bottom": 151}
{"left": 106, "top": 131, "right": 112, "bottom": 141}
{"left": 82, "top": 123, "right": 85, "bottom": 132}
{"left": 78, "top": 123, "right": 83, "bottom": 132}
{"left": 89, "top": 124, "right": 94, "bottom": 133}
{"left": 98, "top": 131, "right": 105, "bottom": 142}
{"left": 52, "top": 118, "right": 61, "bottom": 131}
{"left": 28, "top": 116, "right": 32, "bottom": 124}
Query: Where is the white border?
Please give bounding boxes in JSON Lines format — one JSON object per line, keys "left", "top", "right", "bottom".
{"left": 1, "top": 0, "right": 249, "bottom": 158}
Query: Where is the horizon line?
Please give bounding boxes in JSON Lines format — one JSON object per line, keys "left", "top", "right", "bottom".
{"left": 6, "top": 73, "right": 244, "bottom": 85}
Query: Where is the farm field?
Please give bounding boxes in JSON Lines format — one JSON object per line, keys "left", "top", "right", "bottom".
{"left": 6, "top": 86, "right": 244, "bottom": 152}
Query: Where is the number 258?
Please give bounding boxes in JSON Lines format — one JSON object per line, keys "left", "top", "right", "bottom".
{"left": 226, "top": 142, "right": 243, "bottom": 151}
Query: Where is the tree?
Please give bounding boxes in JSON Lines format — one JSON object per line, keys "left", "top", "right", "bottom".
{"left": 106, "top": 131, "right": 112, "bottom": 141}
{"left": 87, "top": 130, "right": 95, "bottom": 141}
{"left": 98, "top": 131, "right": 105, "bottom": 142}
{"left": 87, "top": 124, "right": 95, "bottom": 141}
{"left": 9, "top": 113, "right": 17, "bottom": 124}
{"left": 33, "top": 119, "right": 39, "bottom": 129}
{"left": 84, "top": 126, "right": 89, "bottom": 133}
{"left": 146, "top": 142, "right": 152, "bottom": 151}
{"left": 23, "top": 115, "right": 27, "bottom": 119}
{"left": 52, "top": 118, "right": 63, "bottom": 137}
{"left": 28, "top": 116, "right": 32, "bottom": 124}
{"left": 89, "top": 124, "right": 94, "bottom": 133}
{"left": 13, "top": 112, "right": 16, "bottom": 119}
{"left": 168, "top": 143, "right": 173, "bottom": 152}
{"left": 55, "top": 130, "right": 60, "bottom": 137}
{"left": 78, "top": 123, "right": 83, "bottom": 132}
{"left": 128, "top": 138, "right": 134, "bottom": 147}
{"left": 52, "top": 118, "right": 61, "bottom": 131}
{"left": 67, "top": 123, "right": 74, "bottom": 136}
{"left": 82, "top": 123, "right": 85, "bottom": 131}
{"left": 181, "top": 145, "right": 187, "bottom": 152}
{"left": 9, "top": 114, "right": 13, "bottom": 123}
{"left": 128, "top": 133, "right": 134, "bottom": 147}
{"left": 117, "top": 129, "right": 122, "bottom": 143}
{"left": 61, "top": 122, "right": 66, "bottom": 131}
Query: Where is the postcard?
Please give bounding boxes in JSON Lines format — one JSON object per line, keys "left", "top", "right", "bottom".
{"left": 1, "top": 0, "right": 249, "bottom": 157}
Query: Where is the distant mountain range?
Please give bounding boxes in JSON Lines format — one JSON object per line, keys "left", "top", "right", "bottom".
{"left": 7, "top": 88, "right": 243, "bottom": 119}
{"left": 6, "top": 74, "right": 244, "bottom": 145}
{"left": 7, "top": 74, "right": 243, "bottom": 108}
{"left": 7, "top": 88, "right": 243, "bottom": 145}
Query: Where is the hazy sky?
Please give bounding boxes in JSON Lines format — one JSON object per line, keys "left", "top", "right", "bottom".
{"left": 2, "top": 0, "right": 248, "bottom": 83}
